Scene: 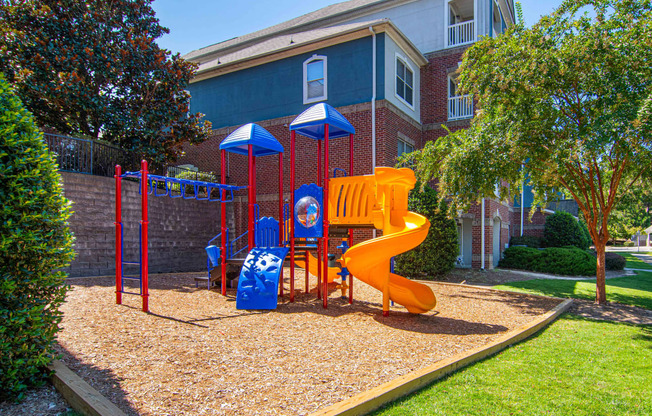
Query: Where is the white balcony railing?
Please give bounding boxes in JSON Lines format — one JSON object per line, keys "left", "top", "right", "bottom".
{"left": 448, "top": 20, "right": 475, "bottom": 47}
{"left": 448, "top": 95, "right": 474, "bottom": 121}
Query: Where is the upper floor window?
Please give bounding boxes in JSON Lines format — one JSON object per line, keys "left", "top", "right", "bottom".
{"left": 395, "top": 54, "right": 414, "bottom": 108}
{"left": 493, "top": 0, "right": 507, "bottom": 37}
{"left": 303, "top": 55, "right": 327, "bottom": 104}
{"left": 397, "top": 138, "right": 414, "bottom": 157}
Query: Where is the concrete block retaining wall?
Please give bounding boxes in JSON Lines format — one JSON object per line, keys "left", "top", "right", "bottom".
{"left": 61, "top": 172, "right": 221, "bottom": 277}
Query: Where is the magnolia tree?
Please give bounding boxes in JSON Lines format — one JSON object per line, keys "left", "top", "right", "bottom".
{"left": 406, "top": 0, "right": 652, "bottom": 304}
{"left": 0, "top": 0, "right": 211, "bottom": 166}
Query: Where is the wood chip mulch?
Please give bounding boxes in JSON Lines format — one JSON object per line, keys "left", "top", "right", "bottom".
{"left": 54, "top": 271, "right": 561, "bottom": 416}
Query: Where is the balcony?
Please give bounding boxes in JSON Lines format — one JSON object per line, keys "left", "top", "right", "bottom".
{"left": 448, "top": 95, "right": 474, "bottom": 121}
{"left": 448, "top": 20, "right": 475, "bottom": 47}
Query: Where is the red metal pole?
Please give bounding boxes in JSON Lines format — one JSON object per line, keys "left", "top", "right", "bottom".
{"left": 248, "top": 145, "right": 254, "bottom": 251}
{"left": 317, "top": 138, "right": 322, "bottom": 299}
{"left": 140, "top": 160, "right": 149, "bottom": 313}
{"left": 252, "top": 155, "right": 257, "bottom": 207}
{"left": 115, "top": 165, "right": 122, "bottom": 305}
{"left": 221, "top": 149, "right": 227, "bottom": 296}
{"left": 323, "top": 125, "right": 329, "bottom": 309}
{"left": 349, "top": 133, "right": 354, "bottom": 304}
{"left": 317, "top": 240, "right": 321, "bottom": 299}
{"left": 279, "top": 152, "right": 284, "bottom": 297}
{"left": 305, "top": 250, "right": 309, "bottom": 294}
{"left": 290, "top": 131, "right": 296, "bottom": 303}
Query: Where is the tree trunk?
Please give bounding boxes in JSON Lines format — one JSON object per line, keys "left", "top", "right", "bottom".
{"left": 594, "top": 242, "right": 607, "bottom": 304}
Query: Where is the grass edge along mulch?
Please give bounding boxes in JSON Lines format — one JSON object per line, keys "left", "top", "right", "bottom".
{"left": 492, "top": 271, "right": 652, "bottom": 310}
{"left": 371, "top": 313, "right": 652, "bottom": 416}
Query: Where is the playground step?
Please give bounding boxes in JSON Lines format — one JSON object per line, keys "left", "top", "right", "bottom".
{"left": 194, "top": 275, "right": 238, "bottom": 288}
{"left": 122, "top": 275, "right": 142, "bottom": 280}
{"left": 328, "top": 227, "right": 350, "bottom": 237}
{"left": 122, "top": 261, "right": 140, "bottom": 265}
{"left": 293, "top": 245, "right": 318, "bottom": 251}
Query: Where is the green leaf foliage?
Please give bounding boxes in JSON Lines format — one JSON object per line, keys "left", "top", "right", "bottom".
{"left": 543, "top": 211, "right": 590, "bottom": 250}
{"left": 0, "top": 0, "right": 212, "bottom": 167}
{"left": 402, "top": 0, "right": 652, "bottom": 301}
{"left": 499, "top": 246, "right": 596, "bottom": 276}
{"left": 604, "top": 252, "right": 625, "bottom": 270}
{"left": 509, "top": 235, "right": 543, "bottom": 248}
{"left": 394, "top": 183, "right": 458, "bottom": 278}
{"left": 0, "top": 76, "right": 75, "bottom": 401}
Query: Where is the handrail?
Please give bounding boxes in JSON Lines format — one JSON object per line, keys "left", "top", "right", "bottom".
{"left": 448, "top": 20, "right": 475, "bottom": 47}
{"left": 448, "top": 95, "right": 474, "bottom": 121}
{"left": 333, "top": 168, "right": 348, "bottom": 177}
{"left": 231, "top": 230, "right": 249, "bottom": 258}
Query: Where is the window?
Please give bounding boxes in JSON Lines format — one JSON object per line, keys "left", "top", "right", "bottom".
{"left": 303, "top": 55, "right": 327, "bottom": 104}
{"left": 397, "top": 138, "right": 414, "bottom": 157}
{"left": 395, "top": 55, "right": 414, "bottom": 107}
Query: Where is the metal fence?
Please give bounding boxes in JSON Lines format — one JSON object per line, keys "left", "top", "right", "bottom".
{"left": 44, "top": 133, "right": 139, "bottom": 177}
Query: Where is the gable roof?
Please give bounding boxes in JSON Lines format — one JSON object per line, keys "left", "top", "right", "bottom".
{"left": 190, "top": 19, "right": 426, "bottom": 83}
{"left": 184, "top": 0, "right": 415, "bottom": 63}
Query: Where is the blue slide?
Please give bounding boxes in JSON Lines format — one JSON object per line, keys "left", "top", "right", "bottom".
{"left": 236, "top": 247, "right": 289, "bottom": 310}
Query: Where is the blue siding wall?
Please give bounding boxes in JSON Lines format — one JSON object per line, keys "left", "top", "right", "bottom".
{"left": 189, "top": 34, "right": 385, "bottom": 129}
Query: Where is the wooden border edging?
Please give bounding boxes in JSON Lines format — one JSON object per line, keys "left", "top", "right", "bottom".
{"left": 49, "top": 360, "right": 128, "bottom": 416}
{"left": 310, "top": 298, "right": 573, "bottom": 416}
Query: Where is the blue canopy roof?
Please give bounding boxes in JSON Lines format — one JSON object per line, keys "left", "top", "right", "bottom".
{"left": 219, "top": 123, "right": 284, "bottom": 156}
{"left": 289, "top": 103, "right": 355, "bottom": 140}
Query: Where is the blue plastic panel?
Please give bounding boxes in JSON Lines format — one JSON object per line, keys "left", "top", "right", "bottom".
{"left": 289, "top": 103, "right": 355, "bottom": 140}
{"left": 219, "top": 123, "right": 284, "bottom": 156}
{"left": 294, "top": 183, "right": 323, "bottom": 238}
{"left": 255, "top": 217, "right": 280, "bottom": 249}
{"left": 236, "top": 247, "right": 289, "bottom": 310}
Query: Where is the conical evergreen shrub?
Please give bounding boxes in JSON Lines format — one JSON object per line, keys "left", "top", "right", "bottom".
{"left": 0, "top": 76, "right": 75, "bottom": 400}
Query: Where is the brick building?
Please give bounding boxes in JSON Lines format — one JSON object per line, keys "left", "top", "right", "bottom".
{"left": 179, "top": 0, "right": 572, "bottom": 269}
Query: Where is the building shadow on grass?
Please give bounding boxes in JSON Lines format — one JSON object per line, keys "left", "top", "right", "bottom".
{"left": 54, "top": 344, "right": 140, "bottom": 416}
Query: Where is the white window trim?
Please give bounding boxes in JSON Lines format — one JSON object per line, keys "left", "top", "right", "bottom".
{"left": 394, "top": 52, "right": 415, "bottom": 110}
{"left": 303, "top": 54, "right": 328, "bottom": 105}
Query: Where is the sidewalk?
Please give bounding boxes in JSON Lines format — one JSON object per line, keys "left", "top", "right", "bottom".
{"left": 499, "top": 268, "right": 636, "bottom": 281}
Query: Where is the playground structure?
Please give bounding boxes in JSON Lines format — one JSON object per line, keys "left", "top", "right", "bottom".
{"left": 114, "top": 103, "right": 436, "bottom": 316}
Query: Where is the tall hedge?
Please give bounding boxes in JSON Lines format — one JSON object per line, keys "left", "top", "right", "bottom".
{"left": 543, "top": 211, "right": 589, "bottom": 250}
{"left": 0, "top": 77, "right": 75, "bottom": 400}
{"left": 394, "top": 183, "right": 458, "bottom": 278}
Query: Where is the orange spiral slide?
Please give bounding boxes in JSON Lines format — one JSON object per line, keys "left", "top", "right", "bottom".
{"left": 330, "top": 167, "right": 437, "bottom": 314}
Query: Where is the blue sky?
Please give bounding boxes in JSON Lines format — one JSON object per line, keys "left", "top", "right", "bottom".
{"left": 152, "top": 0, "right": 565, "bottom": 56}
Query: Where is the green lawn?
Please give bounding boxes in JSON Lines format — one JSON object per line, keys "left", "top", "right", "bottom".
{"left": 619, "top": 252, "right": 652, "bottom": 271}
{"left": 492, "top": 271, "right": 652, "bottom": 310}
{"left": 372, "top": 270, "right": 652, "bottom": 415}
{"left": 373, "top": 315, "right": 652, "bottom": 416}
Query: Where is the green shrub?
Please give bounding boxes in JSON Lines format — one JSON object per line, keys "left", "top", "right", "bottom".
{"left": 499, "top": 246, "right": 596, "bottom": 276}
{"left": 0, "top": 77, "right": 75, "bottom": 400}
{"left": 532, "top": 247, "right": 596, "bottom": 276}
{"left": 509, "top": 235, "right": 542, "bottom": 248}
{"left": 604, "top": 252, "right": 626, "bottom": 271}
{"left": 624, "top": 240, "right": 635, "bottom": 247}
{"left": 543, "top": 211, "right": 587, "bottom": 249}
{"left": 394, "top": 183, "right": 458, "bottom": 278}
{"left": 498, "top": 246, "right": 541, "bottom": 270}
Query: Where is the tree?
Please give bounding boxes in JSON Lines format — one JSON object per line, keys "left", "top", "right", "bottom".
{"left": 405, "top": 0, "right": 652, "bottom": 304}
{"left": 0, "top": 0, "right": 211, "bottom": 166}
{"left": 394, "top": 183, "right": 459, "bottom": 278}
{"left": 607, "top": 183, "right": 652, "bottom": 242}
{"left": 0, "top": 76, "right": 75, "bottom": 400}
